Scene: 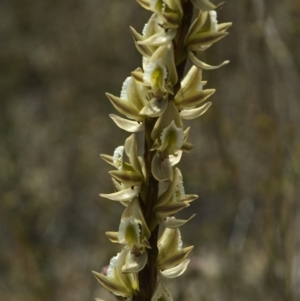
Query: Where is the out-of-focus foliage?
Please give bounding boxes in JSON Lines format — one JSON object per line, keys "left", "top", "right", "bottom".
{"left": 0, "top": 0, "right": 299, "bottom": 301}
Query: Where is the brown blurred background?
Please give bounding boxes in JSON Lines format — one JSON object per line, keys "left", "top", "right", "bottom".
{"left": 1, "top": 0, "right": 300, "bottom": 300}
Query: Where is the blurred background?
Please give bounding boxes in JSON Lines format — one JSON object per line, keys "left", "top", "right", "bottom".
{"left": 1, "top": 0, "right": 300, "bottom": 300}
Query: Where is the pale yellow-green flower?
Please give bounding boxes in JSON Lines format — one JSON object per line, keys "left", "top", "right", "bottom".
{"left": 185, "top": 8, "right": 231, "bottom": 69}
{"left": 156, "top": 227, "right": 193, "bottom": 278}
{"left": 93, "top": 248, "right": 139, "bottom": 298}
{"left": 100, "top": 135, "right": 144, "bottom": 204}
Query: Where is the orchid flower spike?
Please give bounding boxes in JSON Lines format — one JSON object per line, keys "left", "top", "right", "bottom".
{"left": 95, "top": 1, "right": 231, "bottom": 300}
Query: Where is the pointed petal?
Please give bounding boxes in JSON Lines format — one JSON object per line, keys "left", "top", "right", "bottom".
{"left": 151, "top": 101, "right": 182, "bottom": 141}
{"left": 122, "top": 250, "right": 148, "bottom": 273}
{"left": 140, "top": 97, "right": 168, "bottom": 117}
{"left": 151, "top": 281, "right": 173, "bottom": 301}
{"left": 106, "top": 93, "right": 140, "bottom": 121}
{"left": 218, "top": 22, "right": 233, "bottom": 32}
{"left": 151, "top": 152, "right": 173, "bottom": 182}
{"left": 191, "top": 0, "right": 224, "bottom": 11}
{"left": 109, "top": 114, "right": 144, "bottom": 132}
{"left": 180, "top": 102, "right": 212, "bottom": 119}
{"left": 137, "top": 29, "right": 177, "bottom": 46}
{"left": 100, "top": 154, "right": 115, "bottom": 167}
{"left": 149, "top": 44, "right": 178, "bottom": 86}
{"left": 179, "top": 65, "right": 202, "bottom": 96}
{"left": 125, "top": 134, "right": 143, "bottom": 176}
{"left": 160, "top": 214, "right": 196, "bottom": 228}
{"left": 92, "top": 271, "right": 132, "bottom": 298}
{"left": 100, "top": 186, "right": 140, "bottom": 202}
{"left": 111, "top": 178, "right": 123, "bottom": 192}
{"left": 156, "top": 168, "right": 180, "bottom": 207}
{"left": 180, "top": 194, "right": 198, "bottom": 203}
{"left": 188, "top": 51, "right": 229, "bottom": 70}
{"left": 136, "top": 0, "right": 150, "bottom": 10}
{"left": 159, "top": 259, "right": 190, "bottom": 278}
{"left": 165, "top": 0, "right": 183, "bottom": 17}
{"left": 106, "top": 231, "right": 119, "bottom": 243}
{"left": 131, "top": 68, "right": 146, "bottom": 85}
{"left": 158, "top": 228, "right": 182, "bottom": 255}
{"left": 176, "top": 88, "right": 215, "bottom": 108}
{"left": 130, "top": 26, "right": 153, "bottom": 57}
{"left": 185, "top": 11, "right": 209, "bottom": 42}
{"left": 188, "top": 31, "right": 228, "bottom": 50}
{"left": 156, "top": 202, "right": 189, "bottom": 216}
{"left": 162, "top": 11, "right": 181, "bottom": 29}
{"left": 109, "top": 170, "right": 143, "bottom": 186}
{"left": 181, "top": 141, "right": 193, "bottom": 152}
{"left": 121, "top": 197, "right": 151, "bottom": 239}
{"left": 157, "top": 246, "right": 193, "bottom": 269}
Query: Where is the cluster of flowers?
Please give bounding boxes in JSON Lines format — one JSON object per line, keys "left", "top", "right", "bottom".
{"left": 93, "top": 1, "right": 230, "bottom": 300}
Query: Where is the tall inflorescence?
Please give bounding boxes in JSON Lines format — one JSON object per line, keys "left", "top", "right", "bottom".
{"left": 93, "top": 1, "right": 231, "bottom": 301}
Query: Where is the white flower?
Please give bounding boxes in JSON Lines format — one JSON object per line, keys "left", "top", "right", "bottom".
{"left": 209, "top": 10, "right": 218, "bottom": 32}
{"left": 113, "top": 146, "right": 125, "bottom": 170}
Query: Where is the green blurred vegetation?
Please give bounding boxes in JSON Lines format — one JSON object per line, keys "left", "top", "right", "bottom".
{"left": 1, "top": 0, "right": 300, "bottom": 301}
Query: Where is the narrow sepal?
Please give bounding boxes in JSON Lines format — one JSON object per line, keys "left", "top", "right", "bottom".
{"left": 175, "top": 89, "right": 215, "bottom": 108}
{"left": 188, "top": 51, "right": 229, "bottom": 70}
{"left": 180, "top": 102, "right": 212, "bottom": 119}
{"left": 181, "top": 141, "right": 194, "bottom": 152}
{"left": 130, "top": 26, "right": 153, "bottom": 57}
{"left": 125, "top": 134, "right": 144, "bottom": 176}
{"left": 181, "top": 194, "right": 199, "bottom": 203}
{"left": 106, "top": 231, "right": 119, "bottom": 243}
{"left": 160, "top": 214, "right": 196, "bottom": 228}
{"left": 92, "top": 271, "right": 132, "bottom": 298}
{"left": 218, "top": 22, "right": 233, "bottom": 32}
{"left": 100, "top": 154, "right": 115, "bottom": 167}
{"left": 158, "top": 259, "right": 190, "bottom": 278}
{"left": 100, "top": 186, "right": 140, "bottom": 202}
{"left": 188, "top": 31, "right": 228, "bottom": 51}
{"left": 135, "top": 0, "right": 150, "bottom": 10}
{"left": 109, "top": 170, "right": 143, "bottom": 186}
{"left": 157, "top": 246, "right": 194, "bottom": 269}
{"left": 109, "top": 114, "right": 144, "bottom": 132}
{"left": 192, "top": 0, "right": 224, "bottom": 11}
{"left": 137, "top": 28, "right": 177, "bottom": 46}
{"left": 156, "top": 202, "right": 189, "bottom": 216}
{"left": 106, "top": 92, "right": 141, "bottom": 121}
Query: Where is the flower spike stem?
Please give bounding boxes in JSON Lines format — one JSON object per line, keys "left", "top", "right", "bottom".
{"left": 135, "top": 4, "right": 195, "bottom": 300}
{"left": 94, "top": 1, "right": 231, "bottom": 301}
{"left": 173, "top": 1, "right": 194, "bottom": 94}
{"left": 137, "top": 118, "right": 159, "bottom": 301}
